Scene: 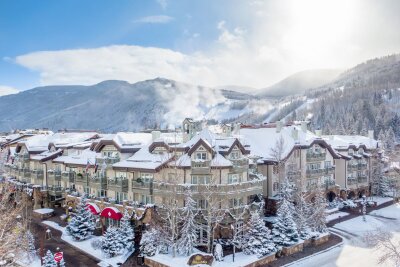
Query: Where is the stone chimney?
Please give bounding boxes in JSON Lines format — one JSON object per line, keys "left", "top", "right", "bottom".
{"left": 315, "top": 129, "right": 322, "bottom": 137}
{"left": 151, "top": 131, "right": 161, "bottom": 142}
{"left": 276, "top": 121, "right": 283, "bottom": 133}
{"left": 368, "top": 130, "right": 374, "bottom": 140}
{"left": 291, "top": 127, "right": 298, "bottom": 140}
{"left": 301, "top": 121, "right": 307, "bottom": 133}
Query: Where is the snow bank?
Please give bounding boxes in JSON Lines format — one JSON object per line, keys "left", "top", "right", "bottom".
{"left": 370, "top": 203, "right": 400, "bottom": 219}
{"left": 326, "top": 212, "right": 349, "bottom": 222}
{"left": 33, "top": 208, "right": 54, "bottom": 214}
{"left": 42, "top": 221, "right": 133, "bottom": 267}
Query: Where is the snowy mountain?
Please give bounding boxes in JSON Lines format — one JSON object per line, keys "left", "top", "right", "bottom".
{"left": 257, "top": 69, "right": 342, "bottom": 97}
{"left": 0, "top": 78, "right": 275, "bottom": 132}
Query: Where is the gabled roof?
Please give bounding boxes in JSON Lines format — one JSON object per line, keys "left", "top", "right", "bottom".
{"left": 187, "top": 138, "right": 214, "bottom": 156}
{"left": 93, "top": 132, "right": 152, "bottom": 153}
{"left": 31, "top": 149, "right": 63, "bottom": 162}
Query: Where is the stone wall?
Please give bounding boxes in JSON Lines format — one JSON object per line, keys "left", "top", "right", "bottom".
{"left": 281, "top": 242, "right": 304, "bottom": 256}
{"left": 144, "top": 257, "right": 171, "bottom": 267}
{"left": 312, "top": 233, "right": 330, "bottom": 246}
{"left": 243, "top": 253, "right": 276, "bottom": 267}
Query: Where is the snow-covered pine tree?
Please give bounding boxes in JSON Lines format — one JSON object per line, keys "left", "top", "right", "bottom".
{"left": 66, "top": 196, "right": 95, "bottom": 241}
{"left": 242, "top": 211, "right": 276, "bottom": 257}
{"left": 42, "top": 250, "right": 57, "bottom": 267}
{"left": 385, "top": 127, "right": 396, "bottom": 153}
{"left": 26, "top": 230, "right": 36, "bottom": 260}
{"left": 293, "top": 189, "right": 312, "bottom": 240}
{"left": 378, "top": 130, "right": 387, "bottom": 150}
{"left": 309, "top": 185, "right": 327, "bottom": 234}
{"left": 271, "top": 197, "right": 299, "bottom": 247}
{"left": 101, "top": 226, "right": 124, "bottom": 258}
{"left": 139, "top": 227, "right": 159, "bottom": 257}
{"left": 119, "top": 209, "right": 135, "bottom": 251}
{"left": 177, "top": 189, "right": 198, "bottom": 256}
{"left": 378, "top": 175, "right": 391, "bottom": 196}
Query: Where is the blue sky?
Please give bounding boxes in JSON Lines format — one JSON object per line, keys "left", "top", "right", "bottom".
{"left": 1, "top": 0, "right": 400, "bottom": 91}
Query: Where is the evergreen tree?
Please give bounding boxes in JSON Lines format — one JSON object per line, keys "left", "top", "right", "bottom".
{"left": 59, "top": 258, "right": 66, "bottom": 267}
{"left": 242, "top": 211, "right": 276, "bottom": 257}
{"left": 378, "top": 130, "right": 387, "bottom": 150}
{"left": 140, "top": 228, "right": 159, "bottom": 257}
{"left": 101, "top": 226, "right": 124, "bottom": 258}
{"left": 177, "top": 190, "right": 198, "bottom": 256}
{"left": 385, "top": 127, "right": 396, "bottom": 153}
{"left": 119, "top": 209, "right": 135, "bottom": 251}
{"left": 294, "top": 191, "right": 312, "bottom": 240}
{"left": 271, "top": 180, "right": 299, "bottom": 247}
{"left": 42, "top": 250, "right": 57, "bottom": 267}
{"left": 309, "top": 186, "right": 327, "bottom": 234}
{"left": 26, "top": 230, "right": 36, "bottom": 260}
{"left": 66, "top": 196, "right": 96, "bottom": 241}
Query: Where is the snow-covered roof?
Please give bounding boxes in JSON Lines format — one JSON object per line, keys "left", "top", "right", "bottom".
{"left": 113, "top": 146, "right": 173, "bottom": 171}
{"left": 322, "top": 135, "right": 378, "bottom": 151}
{"left": 95, "top": 132, "right": 153, "bottom": 152}
{"left": 234, "top": 125, "right": 317, "bottom": 161}
{"left": 53, "top": 148, "right": 99, "bottom": 166}
{"left": 30, "top": 149, "right": 63, "bottom": 161}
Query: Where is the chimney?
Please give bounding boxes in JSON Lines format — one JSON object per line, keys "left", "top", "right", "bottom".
{"left": 276, "top": 121, "right": 283, "bottom": 133}
{"left": 291, "top": 127, "right": 298, "bottom": 140}
{"left": 151, "top": 131, "right": 161, "bottom": 142}
{"left": 301, "top": 121, "right": 307, "bottom": 133}
{"left": 315, "top": 129, "right": 322, "bottom": 137}
{"left": 368, "top": 130, "right": 374, "bottom": 140}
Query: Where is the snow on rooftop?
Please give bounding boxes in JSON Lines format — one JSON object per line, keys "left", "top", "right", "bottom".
{"left": 113, "top": 146, "right": 172, "bottom": 170}
{"left": 53, "top": 148, "right": 99, "bottom": 165}
{"left": 322, "top": 135, "right": 378, "bottom": 150}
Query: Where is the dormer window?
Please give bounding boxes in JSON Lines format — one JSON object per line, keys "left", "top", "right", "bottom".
{"left": 230, "top": 151, "right": 240, "bottom": 159}
{"left": 349, "top": 149, "right": 354, "bottom": 155}
{"left": 359, "top": 148, "right": 364, "bottom": 154}
{"left": 195, "top": 152, "right": 207, "bottom": 160}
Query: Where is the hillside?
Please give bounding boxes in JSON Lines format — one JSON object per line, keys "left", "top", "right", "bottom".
{"left": 0, "top": 78, "right": 274, "bottom": 132}
{"left": 294, "top": 54, "right": 400, "bottom": 143}
{"left": 257, "top": 69, "right": 342, "bottom": 97}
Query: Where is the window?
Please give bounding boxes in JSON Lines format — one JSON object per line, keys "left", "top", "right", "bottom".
{"left": 140, "top": 173, "right": 153, "bottom": 183}
{"left": 230, "top": 151, "right": 240, "bottom": 159}
{"left": 191, "top": 175, "right": 210, "bottom": 184}
{"left": 307, "top": 163, "right": 321, "bottom": 170}
{"left": 348, "top": 149, "right": 354, "bottom": 155}
{"left": 195, "top": 152, "right": 207, "bottom": 160}
{"left": 273, "top": 182, "right": 279, "bottom": 191}
{"left": 228, "top": 173, "right": 241, "bottom": 184}
{"left": 141, "top": 194, "right": 153, "bottom": 204}
{"left": 195, "top": 199, "right": 208, "bottom": 209}
{"left": 324, "top": 161, "right": 331, "bottom": 168}
{"left": 103, "top": 151, "right": 118, "bottom": 158}
{"left": 230, "top": 197, "right": 243, "bottom": 208}
{"left": 116, "top": 171, "right": 127, "bottom": 179}
{"left": 116, "top": 192, "right": 127, "bottom": 203}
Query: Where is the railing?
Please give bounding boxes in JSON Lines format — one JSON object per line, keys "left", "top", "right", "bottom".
{"left": 347, "top": 163, "right": 367, "bottom": 171}
{"left": 191, "top": 160, "right": 211, "bottom": 175}
{"left": 347, "top": 177, "right": 357, "bottom": 185}
{"left": 286, "top": 170, "right": 301, "bottom": 177}
{"left": 357, "top": 175, "right": 368, "bottom": 184}
{"left": 306, "top": 179, "right": 336, "bottom": 191}
{"left": 90, "top": 176, "right": 108, "bottom": 189}
{"left": 132, "top": 179, "right": 153, "bottom": 191}
{"left": 306, "top": 152, "right": 326, "bottom": 162}
{"left": 75, "top": 174, "right": 88, "bottom": 185}
{"left": 107, "top": 178, "right": 129, "bottom": 192}
{"left": 95, "top": 157, "right": 120, "bottom": 165}
{"left": 306, "top": 166, "right": 335, "bottom": 177}
{"left": 152, "top": 179, "right": 263, "bottom": 196}
{"left": 48, "top": 170, "right": 62, "bottom": 181}
{"left": 231, "top": 158, "right": 249, "bottom": 172}
{"left": 48, "top": 186, "right": 64, "bottom": 196}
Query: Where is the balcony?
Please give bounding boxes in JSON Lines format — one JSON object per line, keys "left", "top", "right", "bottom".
{"left": 107, "top": 178, "right": 128, "bottom": 192}
{"left": 230, "top": 158, "right": 249, "bottom": 172}
{"left": 95, "top": 157, "right": 120, "bottom": 166}
{"left": 48, "top": 170, "right": 62, "bottom": 182}
{"left": 62, "top": 171, "right": 75, "bottom": 183}
{"left": 48, "top": 186, "right": 63, "bottom": 197}
{"left": 23, "top": 168, "right": 31, "bottom": 178}
{"left": 306, "top": 152, "right": 326, "bottom": 162}
{"left": 75, "top": 174, "right": 89, "bottom": 185}
{"left": 152, "top": 179, "right": 263, "bottom": 196}
{"left": 191, "top": 160, "right": 211, "bottom": 175}
{"left": 347, "top": 177, "right": 357, "bottom": 185}
{"left": 306, "top": 179, "right": 336, "bottom": 191}
{"left": 90, "top": 175, "right": 108, "bottom": 190}
{"left": 347, "top": 163, "right": 367, "bottom": 171}
{"left": 132, "top": 179, "right": 153, "bottom": 194}
{"left": 306, "top": 166, "right": 335, "bottom": 177}
{"left": 286, "top": 169, "right": 301, "bottom": 178}
{"left": 357, "top": 175, "right": 368, "bottom": 184}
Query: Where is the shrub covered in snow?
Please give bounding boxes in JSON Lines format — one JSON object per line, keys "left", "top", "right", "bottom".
{"left": 66, "top": 196, "right": 95, "bottom": 241}
{"left": 242, "top": 211, "right": 276, "bottom": 257}
{"left": 119, "top": 209, "right": 135, "bottom": 251}
{"left": 42, "top": 250, "right": 57, "bottom": 267}
{"left": 140, "top": 228, "right": 160, "bottom": 257}
{"left": 271, "top": 198, "right": 299, "bottom": 247}
{"left": 214, "top": 243, "right": 224, "bottom": 261}
{"left": 177, "top": 190, "right": 198, "bottom": 256}
{"left": 101, "top": 226, "right": 124, "bottom": 258}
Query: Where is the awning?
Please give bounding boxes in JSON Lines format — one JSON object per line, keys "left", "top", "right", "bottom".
{"left": 86, "top": 202, "right": 101, "bottom": 215}
{"left": 100, "top": 207, "right": 123, "bottom": 220}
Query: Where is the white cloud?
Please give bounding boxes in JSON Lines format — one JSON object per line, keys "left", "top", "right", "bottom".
{"left": 12, "top": 0, "right": 400, "bottom": 89}
{"left": 0, "top": 86, "right": 19, "bottom": 96}
{"left": 135, "top": 15, "right": 173, "bottom": 24}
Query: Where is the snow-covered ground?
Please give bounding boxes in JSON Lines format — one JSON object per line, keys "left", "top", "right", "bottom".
{"left": 326, "top": 212, "right": 349, "bottom": 222}
{"left": 286, "top": 203, "right": 400, "bottom": 267}
{"left": 42, "top": 220, "right": 133, "bottom": 267}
